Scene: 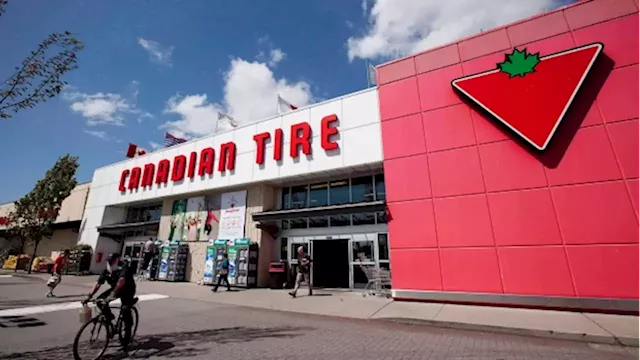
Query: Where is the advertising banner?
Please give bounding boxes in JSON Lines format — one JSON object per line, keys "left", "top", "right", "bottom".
{"left": 168, "top": 200, "right": 187, "bottom": 241}
{"left": 184, "top": 197, "right": 206, "bottom": 241}
{"left": 201, "top": 195, "right": 221, "bottom": 241}
{"left": 218, "top": 190, "right": 247, "bottom": 240}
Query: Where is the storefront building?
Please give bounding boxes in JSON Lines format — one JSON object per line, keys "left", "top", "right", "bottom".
{"left": 79, "top": 87, "right": 385, "bottom": 288}
{"left": 376, "top": 0, "right": 638, "bottom": 312}
{"left": 79, "top": 0, "right": 637, "bottom": 312}
{"left": 0, "top": 182, "right": 91, "bottom": 257}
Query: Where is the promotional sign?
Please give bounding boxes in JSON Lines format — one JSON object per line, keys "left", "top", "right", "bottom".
{"left": 184, "top": 197, "right": 206, "bottom": 241}
{"left": 168, "top": 200, "right": 187, "bottom": 241}
{"left": 203, "top": 246, "right": 216, "bottom": 285}
{"left": 218, "top": 190, "right": 247, "bottom": 240}
{"left": 451, "top": 43, "right": 603, "bottom": 150}
{"left": 201, "top": 195, "right": 221, "bottom": 241}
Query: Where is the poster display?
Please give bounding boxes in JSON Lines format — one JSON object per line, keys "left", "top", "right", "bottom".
{"left": 200, "top": 195, "right": 221, "bottom": 241}
{"left": 218, "top": 190, "right": 247, "bottom": 240}
{"left": 168, "top": 200, "right": 187, "bottom": 241}
{"left": 184, "top": 197, "right": 206, "bottom": 241}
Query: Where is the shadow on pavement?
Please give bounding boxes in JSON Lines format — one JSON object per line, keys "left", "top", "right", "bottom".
{"left": 0, "top": 315, "right": 46, "bottom": 328}
{"left": 0, "top": 325, "right": 313, "bottom": 359}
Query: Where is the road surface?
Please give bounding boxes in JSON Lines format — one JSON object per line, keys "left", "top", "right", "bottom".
{"left": 0, "top": 274, "right": 636, "bottom": 360}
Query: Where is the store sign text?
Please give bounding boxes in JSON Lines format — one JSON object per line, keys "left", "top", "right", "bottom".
{"left": 118, "top": 115, "right": 339, "bottom": 192}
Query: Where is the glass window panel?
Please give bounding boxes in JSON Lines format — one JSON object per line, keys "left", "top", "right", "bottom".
{"left": 375, "top": 174, "right": 386, "bottom": 201}
{"left": 289, "top": 218, "right": 308, "bottom": 229}
{"left": 379, "top": 262, "right": 390, "bottom": 271}
{"left": 329, "top": 180, "right": 350, "bottom": 205}
{"left": 141, "top": 207, "right": 151, "bottom": 221}
{"left": 291, "top": 186, "right": 308, "bottom": 209}
{"left": 280, "top": 238, "right": 288, "bottom": 261}
{"left": 329, "top": 214, "right": 351, "bottom": 227}
{"left": 281, "top": 220, "right": 289, "bottom": 230}
{"left": 282, "top": 188, "right": 291, "bottom": 210}
{"left": 352, "top": 265, "right": 369, "bottom": 289}
{"left": 308, "top": 216, "right": 328, "bottom": 228}
{"left": 352, "top": 213, "right": 376, "bottom": 226}
{"left": 351, "top": 176, "right": 375, "bottom": 203}
{"left": 378, "top": 233, "right": 389, "bottom": 261}
{"left": 150, "top": 206, "right": 162, "bottom": 221}
{"left": 376, "top": 211, "right": 387, "bottom": 224}
{"left": 351, "top": 241, "right": 374, "bottom": 262}
{"left": 309, "top": 182, "right": 328, "bottom": 208}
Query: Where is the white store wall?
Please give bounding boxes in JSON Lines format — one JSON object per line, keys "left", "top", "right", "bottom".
{"left": 78, "top": 88, "right": 383, "bottom": 272}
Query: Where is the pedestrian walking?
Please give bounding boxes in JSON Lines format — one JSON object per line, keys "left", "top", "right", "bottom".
{"left": 140, "top": 238, "right": 157, "bottom": 274}
{"left": 289, "top": 246, "right": 312, "bottom": 298}
{"left": 46, "top": 249, "right": 70, "bottom": 297}
{"left": 212, "top": 253, "right": 231, "bottom": 292}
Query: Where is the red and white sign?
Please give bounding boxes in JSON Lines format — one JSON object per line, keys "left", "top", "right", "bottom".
{"left": 451, "top": 43, "right": 603, "bottom": 150}
{"left": 118, "top": 114, "right": 340, "bottom": 192}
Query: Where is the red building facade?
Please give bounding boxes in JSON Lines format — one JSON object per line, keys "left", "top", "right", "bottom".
{"left": 378, "top": 0, "right": 639, "bottom": 312}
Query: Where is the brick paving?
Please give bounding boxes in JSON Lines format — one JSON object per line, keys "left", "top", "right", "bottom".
{"left": 0, "top": 297, "right": 636, "bottom": 360}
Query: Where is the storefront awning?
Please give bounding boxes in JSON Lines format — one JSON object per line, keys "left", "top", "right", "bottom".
{"left": 252, "top": 200, "right": 386, "bottom": 222}
{"left": 97, "top": 220, "right": 160, "bottom": 239}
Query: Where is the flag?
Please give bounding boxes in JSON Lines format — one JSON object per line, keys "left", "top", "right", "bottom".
{"left": 125, "top": 143, "right": 147, "bottom": 158}
{"left": 218, "top": 112, "right": 238, "bottom": 128}
{"left": 164, "top": 132, "right": 187, "bottom": 147}
{"left": 368, "top": 62, "right": 377, "bottom": 87}
{"left": 277, "top": 95, "right": 298, "bottom": 114}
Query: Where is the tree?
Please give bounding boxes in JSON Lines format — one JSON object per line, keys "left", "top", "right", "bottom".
{"left": 12, "top": 155, "right": 79, "bottom": 273}
{"left": 0, "top": 0, "right": 84, "bottom": 119}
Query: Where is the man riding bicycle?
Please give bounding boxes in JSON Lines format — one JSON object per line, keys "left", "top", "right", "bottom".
{"left": 83, "top": 253, "right": 137, "bottom": 349}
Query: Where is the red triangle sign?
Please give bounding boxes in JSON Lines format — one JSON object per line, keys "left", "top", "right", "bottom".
{"left": 452, "top": 43, "right": 603, "bottom": 150}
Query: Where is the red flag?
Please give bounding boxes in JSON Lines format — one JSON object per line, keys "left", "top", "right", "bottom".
{"left": 126, "top": 143, "right": 148, "bottom": 158}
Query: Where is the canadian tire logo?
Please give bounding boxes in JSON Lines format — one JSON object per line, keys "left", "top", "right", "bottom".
{"left": 452, "top": 43, "right": 604, "bottom": 150}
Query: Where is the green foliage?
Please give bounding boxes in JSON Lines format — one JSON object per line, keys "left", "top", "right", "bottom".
{"left": 10, "top": 155, "right": 79, "bottom": 272}
{"left": 0, "top": 0, "right": 84, "bottom": 118}
{"left": 498, "top": 49, "right": 540, "bottom": 78}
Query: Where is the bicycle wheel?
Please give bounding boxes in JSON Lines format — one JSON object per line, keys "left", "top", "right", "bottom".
{"left": 73, "top": 318, "right": 110, "bottom": 360}
{"left": 117, "top": 306, "right": 139, "bottom": 344}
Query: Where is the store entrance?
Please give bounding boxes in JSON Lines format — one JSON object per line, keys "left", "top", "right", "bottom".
{"left": 311, "top": 239, "right": 349, "bottom": 288}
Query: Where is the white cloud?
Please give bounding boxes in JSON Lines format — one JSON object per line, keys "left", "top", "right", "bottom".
{"left": 347, "top": 0, "right": 561, "bottom": 61}
{"left": 162, "top": 57, "right": 313, "bottom": 139}
{"left": 63, "top": 84, "right": 153, "bottom": 126}
{"left": 268, "top": 49, "right": 286, "bottom": 67}
{"left": 137, "top": 37, "right": 174, "bottom": 67}
{"left": 84, "top": 129, "right": 111, "bottom": 141}
{"left": 149, "top": 141, "right": 161, "bottom": 150}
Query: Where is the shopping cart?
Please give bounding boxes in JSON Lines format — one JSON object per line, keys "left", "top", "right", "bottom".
{"left": 358, "top": 264, "right": 391, "bottom": 298}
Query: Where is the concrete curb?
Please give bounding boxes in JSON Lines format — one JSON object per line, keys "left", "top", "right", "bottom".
{"left": 375, "top": 317, "right": 638, "bottom": 347}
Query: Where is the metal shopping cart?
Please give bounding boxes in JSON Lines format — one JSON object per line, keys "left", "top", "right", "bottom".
{"left": 358, "top": 264, "right": 392, "bottom": 298}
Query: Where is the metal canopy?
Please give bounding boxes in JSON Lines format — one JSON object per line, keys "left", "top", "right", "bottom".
{"left": 251, "top": 200, "right": 386, "bottom": 222}
{"left": 96, "top": 220, "right": 160, "bottom": 239}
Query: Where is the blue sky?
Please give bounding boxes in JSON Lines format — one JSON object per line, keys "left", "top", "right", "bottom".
{"left": 0, "top": 0, "right": 574, "bottom": 203}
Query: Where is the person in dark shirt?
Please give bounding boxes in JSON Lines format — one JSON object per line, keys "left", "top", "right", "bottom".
{"left": 83, "top": 253, "right": 137, "bottom": 349}
{"left": 212, "top": 253, "right": 231, "bottom": 292}
{"left": 289, "top": 246, "right": 312, "bottom": 298}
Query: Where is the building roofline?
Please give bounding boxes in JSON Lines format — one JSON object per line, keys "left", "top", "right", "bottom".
{"left": 92, "top": 87, "right": 378, "bottom": 172}
{"left": 376, "top": 0, "right": 587, "bottom": 69}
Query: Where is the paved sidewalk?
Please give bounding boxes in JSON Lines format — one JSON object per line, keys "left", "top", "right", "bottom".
{"left": 132, "top": 280, "right": 639, "bottom": 347}
{"left": 6, "top": 272, "right": 638, "bottom": 347}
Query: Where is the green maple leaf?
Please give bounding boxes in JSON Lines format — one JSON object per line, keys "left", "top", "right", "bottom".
{"left": 498, "top": 48, "right": 540, "bottom": 78}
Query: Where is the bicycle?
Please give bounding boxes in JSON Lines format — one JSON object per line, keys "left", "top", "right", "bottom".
{"left": 72, "top": 297, "right": 140, "bottom": 360}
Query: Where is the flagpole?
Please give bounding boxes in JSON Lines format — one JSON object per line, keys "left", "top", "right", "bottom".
{"left": 366, "top": 62, "right": 371, "bottom": 88}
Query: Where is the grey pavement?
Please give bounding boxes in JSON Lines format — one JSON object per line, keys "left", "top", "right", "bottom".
{"left": 0, "top": 273, "right": 637, "bottom": 360}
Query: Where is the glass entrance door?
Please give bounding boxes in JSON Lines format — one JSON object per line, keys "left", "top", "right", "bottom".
{"left": 349, "top": 237, "right": 376, "bottom": 289}
{"left": 288, "top": 238, "right": 312, "bottom": 286}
